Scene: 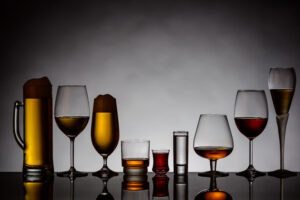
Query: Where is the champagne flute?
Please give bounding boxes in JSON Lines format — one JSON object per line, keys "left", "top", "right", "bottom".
{"left": 91, "top": 94, "right": 119, "bottom": 178}
{"left": 234, "top": 90, "right": 268, "bottom": 180}
{"left": 55, "top": 85, "right": 89, "bottom": 179}
{"left": 268, "top": 67, "right": 297, "bottom": 178}
{"left": 194, "top": 114, "right": 233, "bottom": 177}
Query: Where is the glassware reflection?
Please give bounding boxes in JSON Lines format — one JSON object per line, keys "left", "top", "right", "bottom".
{"left": 96, "top": 177, "right": 114, "bottom": 200}
{"left": 152, "top": 175, "right": 169, "bottom": 200}
{"left": 23, "top": 175, "right": 53, "bottom": 200}
{"left": 194, "top": 175, "right": 232, "bottom": 200}
{"left": 122, "top": 175, "right": 149, "bottom": 200}
{"left": 174, "top": 175, "right": 188, "bottom": 200}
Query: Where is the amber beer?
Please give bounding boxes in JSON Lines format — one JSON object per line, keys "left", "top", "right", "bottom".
{"left": 23, "top": 176, "right": 53, "bottom": 200}
{"left": 13, "top": 77, "right": 54, "bottom": 176}
{"left": 24, "top": 98, "right": 53, "bottom": 169}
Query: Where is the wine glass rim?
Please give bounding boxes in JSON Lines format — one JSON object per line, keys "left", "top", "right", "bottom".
{"left": 152, "top": 149, "right": 170, "bottom": 153}
{"left": 200, "top": 114, "right": 227, "bottom": 117}
{"left": 269, "top": 67, "right": 294, "bottom": 70}
{"left": 58, "top": 85, "right": 87, "bottom": 87}
{"left": 121, "top": 139, "right": 150, "bottom": 143}
{"left": 237, "top": 89, "right": 265, "bottom": 92}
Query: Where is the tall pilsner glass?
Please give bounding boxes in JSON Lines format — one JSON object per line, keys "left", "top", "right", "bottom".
{"left": 91, "top": 94, "right": 119, "bottom": 178}
{"left": 268, "top": 67, "right": 297, "bottom": 178}
{"left": 55, "top": 85, "right": 90, "bottom": 179}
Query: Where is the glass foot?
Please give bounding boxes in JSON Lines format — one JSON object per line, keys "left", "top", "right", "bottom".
{"left": 57, "top": 167, "right": 88, "bottom": 180}
{"left": 268, "top": 169, "right": 297, "bottom": 178}
{"left": 93, "top": 165, "right": 118, "bottom": 178}
{"left": 236, "top": 165, "right": 265, "bottom": 182}
{"left": 198, "top": 171, "right": 229, "bottom": 177}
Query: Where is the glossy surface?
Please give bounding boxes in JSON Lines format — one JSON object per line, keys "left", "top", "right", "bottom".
{"left": 1, "top": 172, "right": 299, "bottom": 199}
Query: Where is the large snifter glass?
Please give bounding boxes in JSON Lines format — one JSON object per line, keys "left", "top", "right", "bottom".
{"left": 268, "top": 67, "right": 297, "bottom": 178}
{"left": 193, "top": 114, "right": 233, "bottom": 177}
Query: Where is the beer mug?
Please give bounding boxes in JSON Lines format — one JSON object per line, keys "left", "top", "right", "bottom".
{"left": 23, "top": 175, "right": 53, "bottom": 200}
{"left": 13, "top": 77, "right": 54, "bottom": 176}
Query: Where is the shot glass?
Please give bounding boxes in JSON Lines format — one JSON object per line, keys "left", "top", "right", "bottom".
{"left": 121, "top": 140, "right": 150, "bottom": 175}
{"left": 152, "top": 150, "right": 170, "bottom": 174}
{"left": 173, "top": 131, "right": 188, "bottom": 175}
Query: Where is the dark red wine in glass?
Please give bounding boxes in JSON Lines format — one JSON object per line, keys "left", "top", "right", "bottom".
{"left": 234, "top": 117, "right": 268, "bottom": 140}
{"left": 152, "top": 175, "right": 169, "bottom": 197}
{"left": 152, "top": 150, "right": 169, "bottom": 174}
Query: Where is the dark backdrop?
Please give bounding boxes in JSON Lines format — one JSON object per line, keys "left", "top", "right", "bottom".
{"left": 1, "top": 0, "right": 300, "bottom": 172}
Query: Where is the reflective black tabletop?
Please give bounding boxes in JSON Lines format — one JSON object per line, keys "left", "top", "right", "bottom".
{"left": 1, "top": 172, "right": 299, "bottom": 199}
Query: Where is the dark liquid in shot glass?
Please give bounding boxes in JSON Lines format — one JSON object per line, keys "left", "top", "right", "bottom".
{"left": 152, "top": 175, "right": 169, "bottom": 197}
{"left": 152, "top": 152, "right": 169, "bottom": 174}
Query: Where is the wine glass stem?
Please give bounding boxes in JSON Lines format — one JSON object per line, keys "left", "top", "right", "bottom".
{"left": 70, "top": 137, "right": 75, "bottom": 170}
{"left": 276, "top": 114, "right": 289, "bottom": 170}
{"left": 249, "top": 181, "right": 253, "bottom": 200}
{"left": 103, "top": 155, "right": 108, "bottom": 167}
{"left": 249, "top": 140, "right": 253, "bottom": 167}
{"left": 210, "top": 159, "right": 217, "bottom": 172}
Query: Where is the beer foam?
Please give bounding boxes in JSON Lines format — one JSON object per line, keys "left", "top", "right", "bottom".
{"left": 23, "top": 77, "right": 52, "bottom": 98}
{"left": 93, "top": 94, "right": 117, "bottom": 113}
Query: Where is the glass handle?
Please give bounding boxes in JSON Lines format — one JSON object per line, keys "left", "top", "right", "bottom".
{"left": 13, "top": 101, "right": 25, "bottom": 149}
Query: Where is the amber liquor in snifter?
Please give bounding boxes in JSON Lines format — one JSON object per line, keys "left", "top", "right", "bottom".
{"left": 194, "top": 146, "right": 233, "bottom": 160}
{"left": 55, "top": 116, "right": 89, "bottom": 138}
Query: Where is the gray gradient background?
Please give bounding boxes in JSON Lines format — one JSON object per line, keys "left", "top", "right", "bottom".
{"left": 1, "top": 0, "right": 300, "bottom": 172}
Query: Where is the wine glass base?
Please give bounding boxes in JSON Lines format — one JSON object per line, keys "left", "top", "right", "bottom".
{"left": 236, "top": 166, "right": 265, "bottom": 182}
{"left": 57, "top": 168, "right": 88, "bottom": 180}
{"left": 198, "top": 171, "right": 229, "bottom": 177}
{"left": 268, "top": 169, "right": 297, "bottom": 178}
{"left": 93, "top": 166, "right": 118, "bottom": 178}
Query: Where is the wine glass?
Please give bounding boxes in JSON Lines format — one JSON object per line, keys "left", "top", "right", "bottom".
{"left": 91, "top": 94, "right": 119, "bottom": 178}
{"left": 194, "top": 175, "right": 232, "bottom": 200}
{"left": 55, "top": 85, "right": 90, "bottom": 179}
{"left": 234, "top": 90, "right": 268, "bottom": 180}
{"left": 193, "top": 114, "right": 233, "bottom": 177}
{"left": 268, "top": 67, "right": 297, "bottom": 178}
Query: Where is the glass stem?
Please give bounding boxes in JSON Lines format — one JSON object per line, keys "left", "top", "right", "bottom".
{"left": 103, "top": 155, "right": 108, "bottom": 168}
{"left": 249, "top": 139, "right": 253, "bottom": 167}
{"left": 70, "top": 137, "right": 75, "bottom": 170}
{"left": 276, "top": 114, "right": 289, "bottom": 170}
{"left": 249, "top": 181, "right": 253, "bottom": 200}
{"left": 210, "top": 160, "right": 217, "bottom": 172}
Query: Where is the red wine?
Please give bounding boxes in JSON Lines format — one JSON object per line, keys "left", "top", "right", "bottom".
{"left": 234, "top": 117, "right": 267, "bottom": 139}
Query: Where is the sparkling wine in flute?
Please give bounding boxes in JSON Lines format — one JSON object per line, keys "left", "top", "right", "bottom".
{"left": 270, "top": 89, "right": 294, "bottom": 116}
{"left": 268, "top": 67, "right": 296, "bottom": 178}
{"left": 194, "top": 146, "right": 233, "bottom": 160}
{"left": 91, "top": 112, "right": 119, "bottom": 155}
{"left": 234, "top": 117, "right": 268, "bottom": 139}
{"left": 55, "top": 116, "right": 89, "bottom": 138}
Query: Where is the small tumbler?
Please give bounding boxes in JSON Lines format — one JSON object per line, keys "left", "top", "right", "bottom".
{"left": 173, "top": 131, "right": 188, "bottom": 175}
{"left": 121, "top": 140, "right": 150, "bottom": 175}
{"left": 152, "top": 150, "right": 170, "bottom": 174}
